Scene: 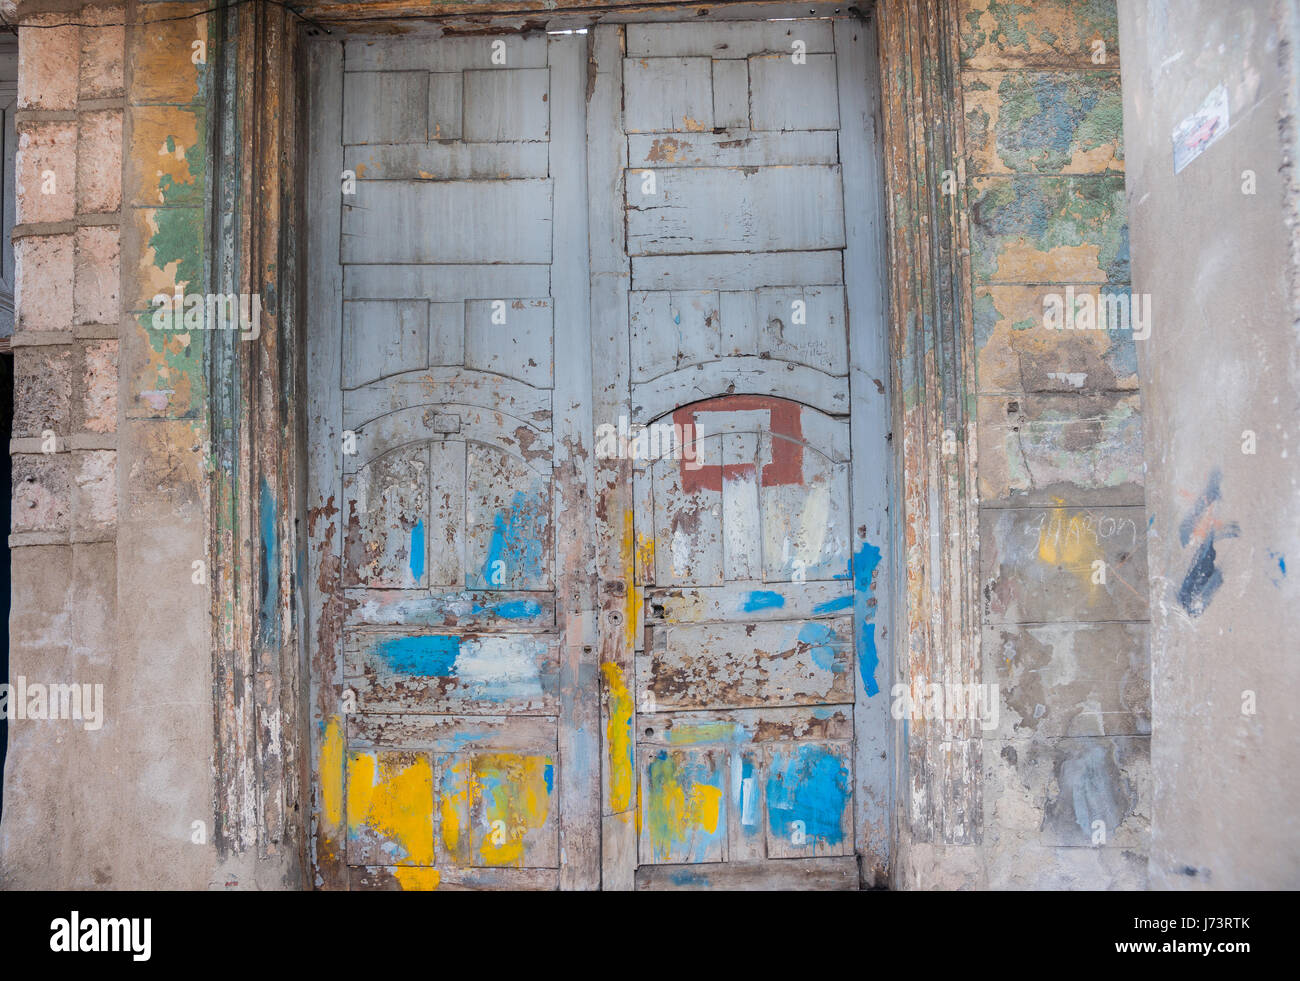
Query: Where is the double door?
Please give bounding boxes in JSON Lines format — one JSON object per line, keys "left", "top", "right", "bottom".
{"left": 305, "top": 16, "right": 890, "bottom": 890}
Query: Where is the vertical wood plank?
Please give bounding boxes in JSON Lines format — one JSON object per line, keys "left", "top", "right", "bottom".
{"left": 875, "top": 0, "right": 983, "bottom": 869}
{"left": 722, "top": 432, "right": 761, "bottom": 581}
{"left": 304, "top": 37, "right": 349, "bottom": 890}
{"left": 588, "top": 24, "right": 639, "bottom": 891}
{"left": 836, "top": 14, "right": 894, "bottom": 887}
{"left": 427, "top": 439, "right": 466, "bottom": 587}
{"left": 427, "top": 72, "right": 463, "bottom": 141}
{"left": 548, "top": 34, "right": 600, "bottom": 890}
{"left": 711, "top": 58, "right": 749, "bottom": 129}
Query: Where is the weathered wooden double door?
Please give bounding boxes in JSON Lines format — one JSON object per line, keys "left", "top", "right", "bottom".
{"left": 305, "top": 16, "right": 891, "bottom": 891}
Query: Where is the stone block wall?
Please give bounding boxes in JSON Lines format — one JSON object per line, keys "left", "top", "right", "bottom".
{"left": 943, "top": 0, "right": 1149, "bottom": 888}
{"left": 3, "top": 5, "right": 125, "bottom": 888}
{"left": 0, "top": 0, "right": 283, "bottom": 890}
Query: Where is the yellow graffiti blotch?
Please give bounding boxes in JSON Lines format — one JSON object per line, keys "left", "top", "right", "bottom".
{"left": 622, "top": 510, "right": 644, "bottom": 651}
{"left": 320, "top": 717, "right": 345, "bottom": 828}
{"left": 1037, "top": 505, "right": 1103, "bottom": 586}
{"left": 393, "top": 867, "right": 441, "bottom": 890}
{"left": 474, "top": 754, "right": 553, "bottom": 867}
{"left": 439, "top": 754, "right": 553, "bottom": 868}
{"left": 346, "top": 751, "right": 436, "bottom": 869}
{"left": 441, "top": 753, "right": 553, "bottom": 873}
{"left": 646, "top": 753, "right": 722, "bottom": 861}
{"left": 601, "top": 662, "right": 634, "bottom": 813}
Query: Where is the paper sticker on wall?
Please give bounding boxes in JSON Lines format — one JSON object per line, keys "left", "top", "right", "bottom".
{"left": 1172, "top": 84, "right": 1229, "bottom": 174}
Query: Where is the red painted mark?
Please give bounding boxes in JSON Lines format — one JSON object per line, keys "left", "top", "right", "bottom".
{"left": 673, "top": 395, "right": 804, "bottom": 493}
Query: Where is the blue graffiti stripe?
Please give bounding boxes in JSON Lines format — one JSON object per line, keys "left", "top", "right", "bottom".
{"left": 489, "top": 599, "right": 543, "bottom": 620}
{"left": 259, "top": 477, "right": 280, "bottom": 648}
{"left": 374, "top": 635, "right": 460, "bottom": 676}
{"left": 481, "top": 490, "right": 548, "bottom": 588}
{"left": 742, "top": 590, "right": 786, "bottom": 612}
{"left": 852, "top": 542, "right": 882, "bottom": 696}
{"left": 812, "top": 594, "right": 853, "bottom": 614}
{"left": 409, "top": 518, "right": 425, "bottom": 582}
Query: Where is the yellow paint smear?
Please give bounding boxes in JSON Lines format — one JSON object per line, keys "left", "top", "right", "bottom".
{"left": 346, "top": 750, "right": 436, "bottom": 870}
{"left": 394, "top": 867, "right": 442, "bottom": 890}
{"left": 320, "top": 716, "right": 344, "bottom": 828}
{"left": 1036, "top": 504, "right": 1104, "bottom": 589}
{"left": 474, "top": 754, "right": 553, "bottom": 868}
{"left": 440, "top": 754, "right": 554, "bottom": 868}
{"left": 439, "top": 759, "right": 468, "bottom": 864}
{"left": 645, "top": 751, "right": 722, "bottom": 862}
{"left": 601, "top": 662, "right": 634, "bottom": 813}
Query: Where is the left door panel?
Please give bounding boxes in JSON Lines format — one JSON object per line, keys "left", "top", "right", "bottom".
{"left": 305, "top": 33, "right": 592, "bottom": 890}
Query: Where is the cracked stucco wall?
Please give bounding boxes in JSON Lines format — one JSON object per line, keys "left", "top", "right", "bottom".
{"left": 1118, "top": 0, "right": 1300, "bottom": 889}
{"left": 903, "top": 0, "right": 1151, "bottom": 889}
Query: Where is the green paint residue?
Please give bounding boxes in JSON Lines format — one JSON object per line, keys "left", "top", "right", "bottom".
{"left": 970, "top": 177, "right": 1128, "bottom": 283}
{"left": 987, "top": 1, "right": 1034, "bottom": 50}
{"left": 1075, "top": 89, "right": 1124, "bottom": 158}
{"left": 142, "top": 101, "right": 209, "bottom": 418}
{"left": 156, "top": 107, "right": 207, "bottom": 206}
{"left": 666, "top": 722, "right": 743, "bottom": 745}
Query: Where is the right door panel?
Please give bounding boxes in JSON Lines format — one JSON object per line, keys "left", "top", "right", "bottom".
{"left": 605, "top": 17, "right": 892, "bottom": 889}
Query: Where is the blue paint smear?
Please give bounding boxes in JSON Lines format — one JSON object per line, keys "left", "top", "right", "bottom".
{"left": 798, "top": 622, "right": 847, "bottom": 673}
{"left": 1176, "top": 469, "right": 1240, "bottom": 617}
{"left": 852, "top": 541, "right": 883, "bottom": 696}
{"left": 409, "top": 518, "right": 425, "bottom": 582}
{"left": 670, "top": 869, "right": 709, "bottom": 887}
{"left": 481, "top": 490, "right": 547, "bottom": 588}
{"left": 765, "top": 745, "right": 850, "bottom": 846}
{"left": 812, "top": 594, "right": 853, "bottom": 615}
{"left": 1267, "top": 550, "right": 1287, "bottom": 588}
{"left": 543, "top": 763, "right": 554, "bottom": 796}
{"left": 375, "top": 635, "right": 461, "bottom": 676}
{"left": 743, "top": 590, "right": 785, "bottom": 612}
{"left": 489, "top": 599, "right": 543, "bottom": 620}
{"left": 258, "top": 477, "right": 280, "bottom": 649}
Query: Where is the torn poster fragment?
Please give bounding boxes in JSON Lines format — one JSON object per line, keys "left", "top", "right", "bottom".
{"left": 1172, "top": 83, "right": 1229, "bottom": 174}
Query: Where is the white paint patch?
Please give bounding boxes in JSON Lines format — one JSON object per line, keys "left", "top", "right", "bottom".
{"left": 741, "top": 776, "right": 755, "bottom": 826}
{"left": 455, "top": 636, "right": 546, "bottom": 699}
{"left": 671, "top": 527, "right": 691, "bottom": 578}
{"left": 1047, "top": 371, "right": 1088, "bottom": 388}
{"left": 797, "top": 481, "right": 832, "bottom": 564}
{"left": 723, "top": 471, "right": 760, "bottom": 578}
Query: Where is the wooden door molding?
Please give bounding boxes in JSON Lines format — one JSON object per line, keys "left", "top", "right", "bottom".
{"left": 210, "top": 0, "right": 978, "bottom": 888}
{"left": 204, "top": 0, "right": 307, "bottom": 868}
{"left": 876, "top": 0, "right": 983, "bottom": 858}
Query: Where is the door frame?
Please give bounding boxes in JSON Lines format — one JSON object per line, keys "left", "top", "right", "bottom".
{"left": 207, "top": 0, "right": 979, "bottom": 889}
